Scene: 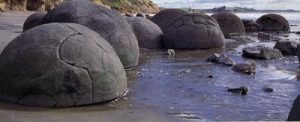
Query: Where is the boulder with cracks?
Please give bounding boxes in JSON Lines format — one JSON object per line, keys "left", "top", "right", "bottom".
{"left": 40, "top": 1, "right": 139, "bottom": 69}
{"left": 0, "top": 23, "right": 127, "bottom": 107}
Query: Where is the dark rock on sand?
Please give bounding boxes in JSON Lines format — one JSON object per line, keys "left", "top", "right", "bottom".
{"left": 206, "top": 53, "right": 236, "bottom": 66}
{"left": 232, "top": 61, "right": 256, "bottom": 75}
{"left": 263, "top": 86, "right": 274, "bottom": 93}
{"left": 41, "top": 1, "right": 139, "bottom": 69}
{"left": 256, "top": 14, "right": 290, "bottom": 31}
{"left": 274, "top": 40, "right": 298, "bottom": 55}
{"left": 288, "top": 95, "right": 300, "bottom": 121}
{"left": 151, "top": 9, "right": 188, "bottom": 33}
{"left": 164, "top": 13, "right": 225, "bottom": 49}
{"left": 242, "top": 19, "right": 261, "bottom": 32}
{"left": 0, "top": 23, "right": 127, "bottom": 107}
{"left": 242, "top": 46, "right": 283, "bottom": 60}
{"left": 211, "top": 12, "right": 245, "bottom": 38}
{"left": 126, "top": 17, "right": 163, "bottom": 49}
{"left": 23, "top": 12, "right": 46, "bottom": 31}
{"left": 227, "top": 86, "right": 248, "bottom": 95}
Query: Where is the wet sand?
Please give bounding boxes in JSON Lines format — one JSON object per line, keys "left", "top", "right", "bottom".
{"left": 0, "top": 12, "right": 300, "bottom": 121}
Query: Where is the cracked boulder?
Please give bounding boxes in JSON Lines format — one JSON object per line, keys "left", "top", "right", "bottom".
{"left": 126, "top": 17, "right": 163, "bottom": 49}
{"left": 151, "top": 9, "right": 187, "bottom": 33}
{"left": 23, "top": 12, "right": 46, "bottom": 31}
{"left": 40, "top": 1, "right": 139, "bottom": 69}
{"left": 0, "top": 23, "right": 127, "bottom": 107}
{"left": 211, "top": 12, "right": 245, "bottom": 38}
{"left": 256, "top": 14, "right": 290, "bottom": 31}
{"left": 163, "top": 13, "right": 225, "bottom": 49}
{"left": 242, "top": 46, "right": 283, "bottom": 60}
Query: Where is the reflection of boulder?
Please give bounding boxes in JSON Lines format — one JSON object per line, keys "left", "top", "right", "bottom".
{"left": 23, "top": 12, "right": 46, "bottom": 31}
{"left": 211, "top": 12, "right": 245, "bottom": 38}
{"left": 163, "top": 13, "right": 225, "bottom": 49}
{"left": 151, "top": 9, "right": 188, "bottom": 33}
{"left": 256, "top": 14, "right": 290, "bottom": 31}
{"left": 0, "top": 23, "right": 127, "bottom": 107}
{"left": 126, "top": 17, "right": 163, "bottom": 49}
{"left": 288, "top": 95, "right": 300, "bottom": 121}
{"left": 41, "top": 1, "right": 139, "bottom": 69}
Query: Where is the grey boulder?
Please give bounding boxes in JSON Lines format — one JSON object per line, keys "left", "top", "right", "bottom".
{"left": 242, "top": 46, "right": 283, "bottom": 60}
{"left": 232, "top": 61, "right": 256, "bottom": 75}
{"left": 40, "top": 1, "right": 139, "bottom": 69}
{"left": 23, "top": 12, "right": 46, "bottom": 31}
{"left": 0, "top": 23, "right": 127, "bottom": 107}
{"left": 211, "top": 12, "right": 245, "bottom": 38}
{"left": 164, "top": 13, "right": 225, "bottom": 49}
{"left": 151, "top": 9, "right": 187, "bottom": 33}
{"left": 256, "top": 14, "right": 290, "bottom": 31}
{"left": 206, "top": 53, "right": 236, "bottom": 66}
{"left": 274, "top": 40, "right": 298, "bottom": 55}
{"left": 126, "top": 17, "right": 163, "bottom": 49}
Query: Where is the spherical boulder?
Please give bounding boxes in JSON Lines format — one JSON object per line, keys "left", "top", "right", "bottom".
{"left": 0, "top": 23, "right": 127, "bottom": 107}
{"left": 256, "top": 14, "right": 290, "bottom": 31}
{"left": 151, "top": 9, "right": 188, "bottom": 33}
{"left": 23, "top": 12, "right": 46, "bottom": 31}
{"left": 211, "top": 12, "right": 245, "bottom": 38}
{"left": 164, "top": 13, "right": 225, "bottom": 49}
{"left": 40, "top": 1, "right": 139, "bottom": 69}
{"left": 126, "top": 17, "right": 163, "bottom": 49}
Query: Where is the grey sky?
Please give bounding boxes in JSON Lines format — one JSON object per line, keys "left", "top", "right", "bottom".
{"left": 152, "top": 0, "right": 300, "bottom": 10}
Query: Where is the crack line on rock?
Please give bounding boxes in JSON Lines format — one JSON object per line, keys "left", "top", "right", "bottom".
{"left": 57, "top": 32, "right": 94, "bottom": 104}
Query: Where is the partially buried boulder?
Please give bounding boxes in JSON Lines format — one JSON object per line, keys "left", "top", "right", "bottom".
{"left": 23, "top": 12, "right": 46, "bottom": 31}
{"left": 163, "top": 13, "right": 225, "bottom": 49}
{"left": 40, "top": 1, "right": 139, "bottom": 69}
{"left": 274, "top": 40, "right": 298, "bottom": 55}
{"left": 211, "top": 12, "right": 245, "bottom": 38}
{"left": 242, "top": 46, "right": 283, "bottom": 60}
{"left": 256, "top": 14, "right": 290, "bottom": 31}
{"left": 126, "top": 17, "right": 163, "bottom": 49}
{"left": 288, "top": 95, "right": 300, "bottom": 121}
{"left": 0, "top": 23, "right": 127, "bottom": 107}
{"left": 151, "top": 9, "right": 187, "bottom": 33}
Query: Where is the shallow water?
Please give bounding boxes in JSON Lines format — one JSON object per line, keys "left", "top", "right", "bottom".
{"left": 0, "top": 12, "right": 300, "bottom": 121}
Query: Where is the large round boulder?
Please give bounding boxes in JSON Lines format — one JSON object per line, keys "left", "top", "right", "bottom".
{"left": 23, "top": 12, "right": 46, "bottom": 31}
{"left": 40, "top": 1, "right": 139, "bottom": 69}
{"left": 211, "top": 12, "right": 245, "bottom": 38}
{"left": 256, "top": 14, "right": 290, "bottom": 31}
{"left": 164, "top": 13, "right": 225, "bottom": 49}
{"left": 0, "top": 23, "right": 127, "bottom": 107}
{"left": 151, "top": 9, "right": 187, "bottom": 33}
{"left": 126, "top": 17, "right": 163, "bottom": 49}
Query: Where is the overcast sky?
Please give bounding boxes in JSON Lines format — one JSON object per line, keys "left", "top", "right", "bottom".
{"left": 152, "top": 0, "right": 300, "bottom": 10}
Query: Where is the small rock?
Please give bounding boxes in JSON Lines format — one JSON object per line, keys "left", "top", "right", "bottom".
{"left": 258, "top": 32, "right": 272, "bottom": 41}
{"left": 207, "top": 75, "right": 214, "bottom": 78}
{"left": 206, "top": 53, "right": 236, "bottom": 66}
{"left": 125, "top": 13, "right": 134, "bottom": 17}
{"left": 296, "top": 31, "right": 300, "bottom": 34}
{"left": 167, "top": 49, "right": 175, "bottom": 56}
{"left": 242, "top": 46, "right": 283, "bottom": 60}
{"left": 227, "top": 86, "right": 249, "bottom": 95}
{"left": 263, "top": 86, "right": 274, "bottom": 93}
{"left": 232, "top": 61, "right": 256, "bottom": 75}
{"left": 291, "top": 24, "right": 298, "bottom": 26}
{"left": 274, "top": 40, "right": 298, "bottom": 55}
